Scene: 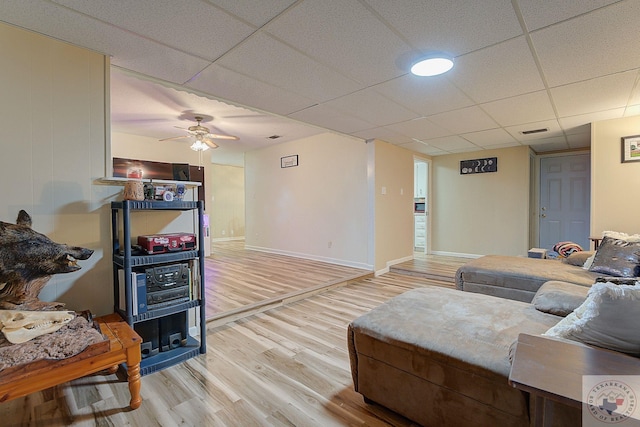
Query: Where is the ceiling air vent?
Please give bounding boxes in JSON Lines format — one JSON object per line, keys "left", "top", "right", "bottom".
{"left": 520, "top": 128, "right": 548, "bottom": 135}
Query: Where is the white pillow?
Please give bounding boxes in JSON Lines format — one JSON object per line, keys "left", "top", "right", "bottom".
{"left": 602, "top": 230, "right": 640, "bottom": 242}
{"left": 543, "top": 281, "right": 640, "bottom": 355}
{"left": 582, "top": 253, "right": 594, "bottom": 270}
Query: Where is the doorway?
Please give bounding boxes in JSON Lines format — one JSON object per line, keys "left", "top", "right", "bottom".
{"left": 414, "top": 158, "right": 429, "bottom": 254}
{"left": 538, "top": 153, "right": 591, "bottom": 253}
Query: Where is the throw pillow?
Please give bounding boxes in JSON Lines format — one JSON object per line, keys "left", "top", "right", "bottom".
{"left": 543, "top": 281, "right": 640, "bottom": 355}
{"left": 602, "top": 231, "right": 640, "bottom": 242}
{"left": 588, "top": 236, "right": 640, "bottom": 277}
{"left": 564, "top": 251, "right": 594, "bottom": 267}
{"left": 532, "top": 281, "right": 589, "bottom": 317}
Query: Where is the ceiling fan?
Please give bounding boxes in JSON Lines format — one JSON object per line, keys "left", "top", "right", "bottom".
{"left": 159, "top": 116, "right": 239, "bottom": 151}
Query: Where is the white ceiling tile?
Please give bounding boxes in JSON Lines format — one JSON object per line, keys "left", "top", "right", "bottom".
{"left": 0, "top": 1, "right": 210, "bottom": 84}
{"left": 385, "top": 118, "right": 452, "bottom": 141}
{"left": 397, "top": 141, "right": 444, "bottom": 156}
{"left": 322, "top": 88, "right": 419, "bottom": 127}
{"left": 365, "top": 0, "right": 522, "bottom": 56}
{"left": 427, "top": 106, "right": 499, "bottom": 134}
{"left": 352, "top": 127, "right": 410, "bottom": 145}
{"left": 625, "top": 105, "right": 640, "bottom": 117}
{"left": 551, "top": 72, "right": 638, "bottom": 117}
{"left": 567, "top": 132, "right": 591, "bottom": 149}
{"left": 629, "top": 78, "right": 640, "bottom": 105}
{"left": 288, "top": 104, "right": 373, "bottom": 135}
{"left": 216, "top": 32, "right": 362, "bottom": 104}
{"left": 559, "top": 108, "right": 625, "bottom": 134}
{"left": 505, "top": 119, "right": 563, "bottom": 141}
{"left": 449, "top": 36, "right": 545, "bottom": 103}
{"left": 426, "top": 136, "right": 479, "bottom": 151}
{"left": 207, "top": 0, "right": 297, "bottom": 27}
{"left": 264, "top": 0, "right": 411, "bottom": 84}
{"left": 531, "top": 1, "right": 640, "bottom": 87}
{"left": 481, "top": 90, "right": 555, "bottom": 126}
{"left": 518, "top": 0, "right": 620, "bottom": 31}
{"left": 373, "top": 74, "right": 474, "bottom": 117}
{"left": 187, "top": 64, "right": 313, "bottom": 116}
{"left": 527, "top": 137, "right": 570, "bottom": 153}
{"left": 53, "top": 0, "right": 255, "bottom": 60}
{"left": 462, "top": 129, "right": 517, "bottom": 147}
{"left": 480, "top": 142, "right": 522, "bottom": 150}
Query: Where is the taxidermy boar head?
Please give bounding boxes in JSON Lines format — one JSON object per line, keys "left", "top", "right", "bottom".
{"left": 0, "top": 310, "right": 75, "bottom": 344}
{"left": 0, "top": 210, "right": 94, "bottom": 310}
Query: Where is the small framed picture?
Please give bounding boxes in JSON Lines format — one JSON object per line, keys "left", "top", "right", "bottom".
{"left": 621, "top": 135, "right": 640, "bottom": 163}
{"left": 281, "top": 155, "right": 298, "bottom": 168}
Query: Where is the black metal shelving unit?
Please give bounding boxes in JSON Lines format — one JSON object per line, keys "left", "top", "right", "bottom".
{"left": 111, "top": 200, "right": 206, "bottom": 375}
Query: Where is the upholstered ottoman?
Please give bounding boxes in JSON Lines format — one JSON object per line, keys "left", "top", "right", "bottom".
{"left": 455, "top": 255, "right": 599, "bottom": 302}
{"left": 347, "top": 286, "right": 562, "bottom": 427}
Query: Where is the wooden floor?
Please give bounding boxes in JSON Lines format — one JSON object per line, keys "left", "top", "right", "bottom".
{"left": 0, "top": 243, "right": 469, "bottom": 427}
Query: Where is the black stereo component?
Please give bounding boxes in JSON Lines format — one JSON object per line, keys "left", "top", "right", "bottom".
{"left": 160, "top": 311, "right": 188, "bottom": 352}
{"left": 146, "top": 286, "right": 190, "bottom": 310}
{"left": 145, "top": 263, "right": 190, "bottom": 293}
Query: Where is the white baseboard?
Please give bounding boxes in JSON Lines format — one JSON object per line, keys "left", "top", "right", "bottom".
{"left": 375, "top": 254, "right": 414, "bottom": 276}
{"left": 212, "top": 237, "right": 245, "bottom": 243}
{"left": 244, "top": 245, "right": 373, "bottom": 271}
{"left": 430, "top": 250, "right": 482, "bottom": 259}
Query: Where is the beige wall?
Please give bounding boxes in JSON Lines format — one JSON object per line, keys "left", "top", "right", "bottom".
{"left": 111, "top": 131, "right": 214, "bottom": 255}
{"left": 245, "top": 133, "right": 371, "bottom": 269}
{"left": 431, "top": 146, "right": 531, "bottom": 257}
{"left": 591, "top": 115, "right": 640, "bottom": 235}
{"left": 210, "top": 164, "right": 245, "bottom": 240}
{"left": 0, "top": 22, "right": 115, "bottom": 315}
{"left": 373, "top": 140, "right": 416, "bottom": 272}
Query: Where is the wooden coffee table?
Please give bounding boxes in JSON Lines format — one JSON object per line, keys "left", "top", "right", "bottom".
{"left": 0, "top": 313, "right": 142, "bottom": 409}
{"left": 509, "top": 333, "right": 640, "bottom": 426}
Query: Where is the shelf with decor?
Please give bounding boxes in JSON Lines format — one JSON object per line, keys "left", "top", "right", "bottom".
{"left": 110, "top": 200, "right": 206, "bottom": 376}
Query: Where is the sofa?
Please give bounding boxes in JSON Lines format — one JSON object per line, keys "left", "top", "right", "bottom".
{"left": 348, "top": 233, "right": 640, "bottom": 426}
{"left": 455, "top": 253, "right": 598, "bottom": 302}
{"left": 348, "top": 285, "right": 586, "bottom": 427}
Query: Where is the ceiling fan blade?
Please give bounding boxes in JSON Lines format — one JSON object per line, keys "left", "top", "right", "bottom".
{"left": 207, "top": 133, "right": 239, "bottom": 141}
{"left": 159, "top": 135, "right": 189, "bottom": 142}
{"left": 203, "top": 139, "right": 219, "bottom": 149}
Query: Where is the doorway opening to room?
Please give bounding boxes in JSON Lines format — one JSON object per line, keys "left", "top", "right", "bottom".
{"left": 414, "top": 158, "right": 429, "bottom": 254}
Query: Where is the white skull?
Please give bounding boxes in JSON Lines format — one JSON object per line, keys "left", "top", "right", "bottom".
{"left": 0, "top": 310, "right": 75, "bottom": 344}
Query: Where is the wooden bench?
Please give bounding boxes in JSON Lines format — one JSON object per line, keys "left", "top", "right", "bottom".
{"left": 0, "top": 313, "right": 142, "bottom": 409}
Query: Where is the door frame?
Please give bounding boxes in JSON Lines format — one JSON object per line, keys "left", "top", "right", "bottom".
{"left": 529, "top": 149, "right": 590, "bottom": 249}
{"left": 413, "top": 156, "right": 431, "bottom": 254}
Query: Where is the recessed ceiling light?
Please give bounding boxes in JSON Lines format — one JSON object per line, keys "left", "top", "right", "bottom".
{"left": 410, "top": 54, "right": 454, "bottom": 77}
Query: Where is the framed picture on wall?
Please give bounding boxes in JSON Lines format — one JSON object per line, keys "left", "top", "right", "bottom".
{"left": 621, "top": 135, "right": 640, "bottom": 163}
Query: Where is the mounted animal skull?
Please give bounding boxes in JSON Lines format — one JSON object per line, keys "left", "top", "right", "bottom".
{"left": 0, "top": 310, "right": 75, "bottom": 344}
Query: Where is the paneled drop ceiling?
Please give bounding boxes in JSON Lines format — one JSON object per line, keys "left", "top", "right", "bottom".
{"left": 2, "top": 0, "right": 640, "bottom": 166}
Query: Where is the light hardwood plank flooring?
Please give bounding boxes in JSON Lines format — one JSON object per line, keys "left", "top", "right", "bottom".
{"left": 205, "top": 241, "right": 373, "bottom": 324}
{"left": 1, "top": 247, "right": 468, "bottom": 427}
{"left": 390, "top": 253, "right": 470, "bottom": 282}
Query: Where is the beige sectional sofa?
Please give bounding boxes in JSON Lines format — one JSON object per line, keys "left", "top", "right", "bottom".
{"left": 348, "top": 235, "right": 640, "bottom": 426}
{"left": 455, "top": 254, "right": 598, "bottom": 302}
{"left": 348, "top": 286, "right": 568, "bottom": 426}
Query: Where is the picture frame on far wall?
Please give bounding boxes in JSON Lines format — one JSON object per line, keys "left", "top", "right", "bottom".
{"left": 621, "top": 135, "right": 640, "bottom": 163}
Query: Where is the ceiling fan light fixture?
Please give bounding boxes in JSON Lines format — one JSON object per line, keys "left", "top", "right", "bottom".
{"left": 410, "top": 54, "right": 454, "bottom": 77}
{"left": 190, "top": 140, "right": 210, "bottom": 152}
